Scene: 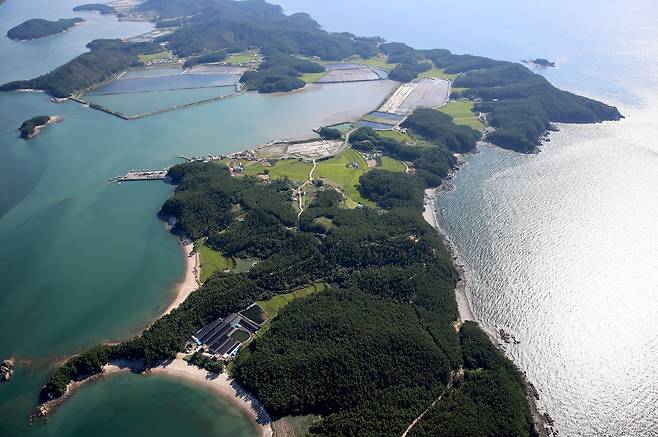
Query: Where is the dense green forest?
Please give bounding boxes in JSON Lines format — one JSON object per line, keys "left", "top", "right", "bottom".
{"left": 239, "top": 53, "right": 324, "bottom": 92}
{"left": 0, "top": 39, "right": 162, "bottom": 97}
{"left": 401, "top": 108, "right": 481, "bottom": 153}
{"left": 182, "top": 50, "right": 227, "bottom": 68}
{"left": 140, "top": 0, "right": 377, "bottom": 60}
{"left": 18, "top": 115, "right": 50, "bottom": 139}
{"left": 7, "top": 18, "right": 84, "bottom": 40}
{"left": 72, "top": 4, "right": 116, "bottom": 14}
{"left": 410, "top": 322, "right": 537, "bottom": 437}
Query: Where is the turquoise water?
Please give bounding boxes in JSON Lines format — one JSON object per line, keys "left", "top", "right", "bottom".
{"left": 36, "top": 374, "right": 258, "bottom": 437}
{"left": 277, "top": 0, "right": 658, "bottom": 435}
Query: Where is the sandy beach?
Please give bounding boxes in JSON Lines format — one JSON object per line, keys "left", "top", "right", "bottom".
{"left": 100, "top": 355, "right": 272, "bottom": 436}
{"left": 162, "top": 243, "right": 200, "bottom": 316}
{"left": 423, "top": 187, "right": 475, "bottom": 322}
{"left": 151, "top": 354, "right": 273, "bottom": 437}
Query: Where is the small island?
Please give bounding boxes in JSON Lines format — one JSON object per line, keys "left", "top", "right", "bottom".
{"left": 7, "top": 18, "right": 84, "bottom": 41}
{"left": 19, "top": 115, "right": 59, "bottom": 139}
{"left": 73, "top": 4, "right": 116, "bottom": 15}
{"left": 524, "top": 58, "right": 556, "bottom": 68}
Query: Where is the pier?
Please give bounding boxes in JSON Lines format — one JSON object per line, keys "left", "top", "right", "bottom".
{"left": 110, "top": 169, "right": 169, "bottom": 182}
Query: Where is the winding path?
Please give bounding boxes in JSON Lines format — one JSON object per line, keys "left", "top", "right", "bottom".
{"left": 296, "top": 159, "right": 317, "bottom": 218}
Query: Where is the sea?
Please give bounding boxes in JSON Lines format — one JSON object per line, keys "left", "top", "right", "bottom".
{"left": 0, "top": 0, "right": 656, "bottom": 436}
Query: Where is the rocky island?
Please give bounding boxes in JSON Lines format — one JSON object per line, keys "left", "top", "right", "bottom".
{"left": 18, "top": 115, "right": 60, "bottom": 139}
{"left": 525, "top": 58, "right": 556, "bottom": 68}
{"left": 7, "top": 18, "right": 84, "bottom": 41}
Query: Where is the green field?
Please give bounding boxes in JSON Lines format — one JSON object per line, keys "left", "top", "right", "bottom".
{"left": 138, "top": 51, "right": 170, "bottom": 63}
{"left": 256, "top": 282, "right": 328, "bottom": 318}
{"left": 348, "top": 55, "right": 397, "bottom": 71}
{"left": 438, "top": 101, "right": 485, "bottom": 129}
{"left": 268, "top": 159, "right": 313, "bottom": 182}
{"left": 315, "top": 149, "right": 374, "bottom": 206}
{"left": 361, "top": 113, "right": 397, "bottom": 125}
{"left": 198, "top": 244, "right": 233, "bottom": 282}
{"left": 379, "top": 156, "right": 406, "bottom": 172}
{"left": 226, "top": 51, "right": 259, "bottom": 66}
{"left": 377, "top": 130, "right": 413, "bottom": 143}
{"left": 419, "top": 68, "right": 459, "bottom": 81}
{"left": 301, "top": 71, "right": 327, "bottom": 83}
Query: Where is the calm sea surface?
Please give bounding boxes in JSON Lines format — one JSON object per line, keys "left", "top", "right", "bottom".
{"left": 0, "top": 1, "right": 393, "bottom": 435}
{"left": 277, "top": 0, "right": 658, "bottom": 435}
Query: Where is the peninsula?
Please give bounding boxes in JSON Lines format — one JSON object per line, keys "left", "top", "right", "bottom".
{"left": 7, "top": 1, "right": 624, "bottom": 436}
{"left": 7, "top": 18, "right": 84, "bottom": 41}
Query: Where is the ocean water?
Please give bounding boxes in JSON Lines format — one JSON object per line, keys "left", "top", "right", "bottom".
{"left": 277, "top": 0, "right": 658, "bottom": 435}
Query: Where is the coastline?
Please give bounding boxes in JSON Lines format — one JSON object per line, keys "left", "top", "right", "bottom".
{"left": 423, "top": 166, "right": 552, "bottom": 437}
{"left": 162, "top": 242, "right": 200, "bottom": 316}
{"left": 150, "top": 354, "right": 273, "bottom": 437}
{"left": 423, "top": 185, "right": 475, "bottom": 323}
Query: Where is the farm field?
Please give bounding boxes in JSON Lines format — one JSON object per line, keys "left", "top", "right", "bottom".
{"left": 377, "top": 130, "right": 414, "bottom": 143}
{"left": 419, "top": 67, "right": 459, "bottom": 81}
{"left": 438, "top": 101, "right": 485, "bottom": 129}
{"left": 379, "top": 156, "right": 406, "bottom": 172}
{"left": 267, "top": 159, "right": 313, "bottom": 181}
{"left": 138, "top": 50, "right": 170, "bottom": 63}
{"left": 301, "top": 71, "right": 327, "bottom": 83}
{"left": 315, "top": 149, "right": 373, "bottom": 206}
{"left": 256, "top": 282, "right": 328, "bottom": 318}
{"left": 226, "top": 51, "right": 259, "bottom": 66}
{"left": 348, "top": 55, "right": 397, "bottom": 71}
{"left": 198, "top": 244, "right": 233, "bottom": 282}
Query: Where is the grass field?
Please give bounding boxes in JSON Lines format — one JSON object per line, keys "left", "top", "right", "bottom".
{"left": 315, "top": 149, "right": 374, "bottom": 206}
{"left": 301, "top": 71, "right": 327, "bottom": 83}
{"left": 256, "top": 282, "right": 328, "bottom": 318}
{"left": 377, "top": 130, "right": 414, "bottom": 143}
{"left": 379, "top": 156, "right": 406, "bottom": 172}
{"left": 419, "top": 68, "right": 459, "bottom": 81}
{"left": 199, "top": 244, "right": 233, "bottom": 282}
{"left": 361, "top": 113, "right": 397, "bottom": 125}
{"left": 138, "top": 51, "right": 170, "bottom": 63}
{"left": 226, "top": 51, "right": 259, "bottom": 66}
{"left": 438, "top": 101, "right": 485, "bottom": 130}
{"left": 268, "top": 159, "right": 313, "bottom": 182}
{"left": 348, "top": 55, "right": 397, "bottom": 71}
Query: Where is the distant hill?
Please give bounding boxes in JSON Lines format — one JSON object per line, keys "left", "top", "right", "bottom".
{"left": 7, "top": 18, "right": 84, "bottom": 41}
{"left": 73, "top": 3, "right": 116, "bottom": 14}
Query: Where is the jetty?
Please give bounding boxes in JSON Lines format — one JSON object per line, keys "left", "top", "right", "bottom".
{"left": 110, "top": 169, "right": 169, "bottom": 182}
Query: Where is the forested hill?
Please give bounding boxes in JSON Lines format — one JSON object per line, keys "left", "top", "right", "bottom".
{"left": 0, "top": 39, "right": 162, "bottom": 97}
{"left": 140, "top": 0, "right": 378, "bottom": 59}
{"left": 7, "top": 18, "right": 84, "bottom": 41}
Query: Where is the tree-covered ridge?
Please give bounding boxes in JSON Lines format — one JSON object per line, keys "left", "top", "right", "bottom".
{"left": 239, "top": 53, "right": 325, "bottom": 93}
{"left": 141, "top": 0, "right": 378, "bottom": 60}
{"left": 182, "top": 50, "right": 227, "bottom": 68}
{"left": 410, "top": 322, "right": 537, "bottom": 437}
{"left": 73, "top": 4, "right": 116, "bottom": 14}
{"left": 7, "top": 18, "right": 84, "bottom": 41}
{"left": 0, "top": 39, "right": 162, "bottom": 97}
